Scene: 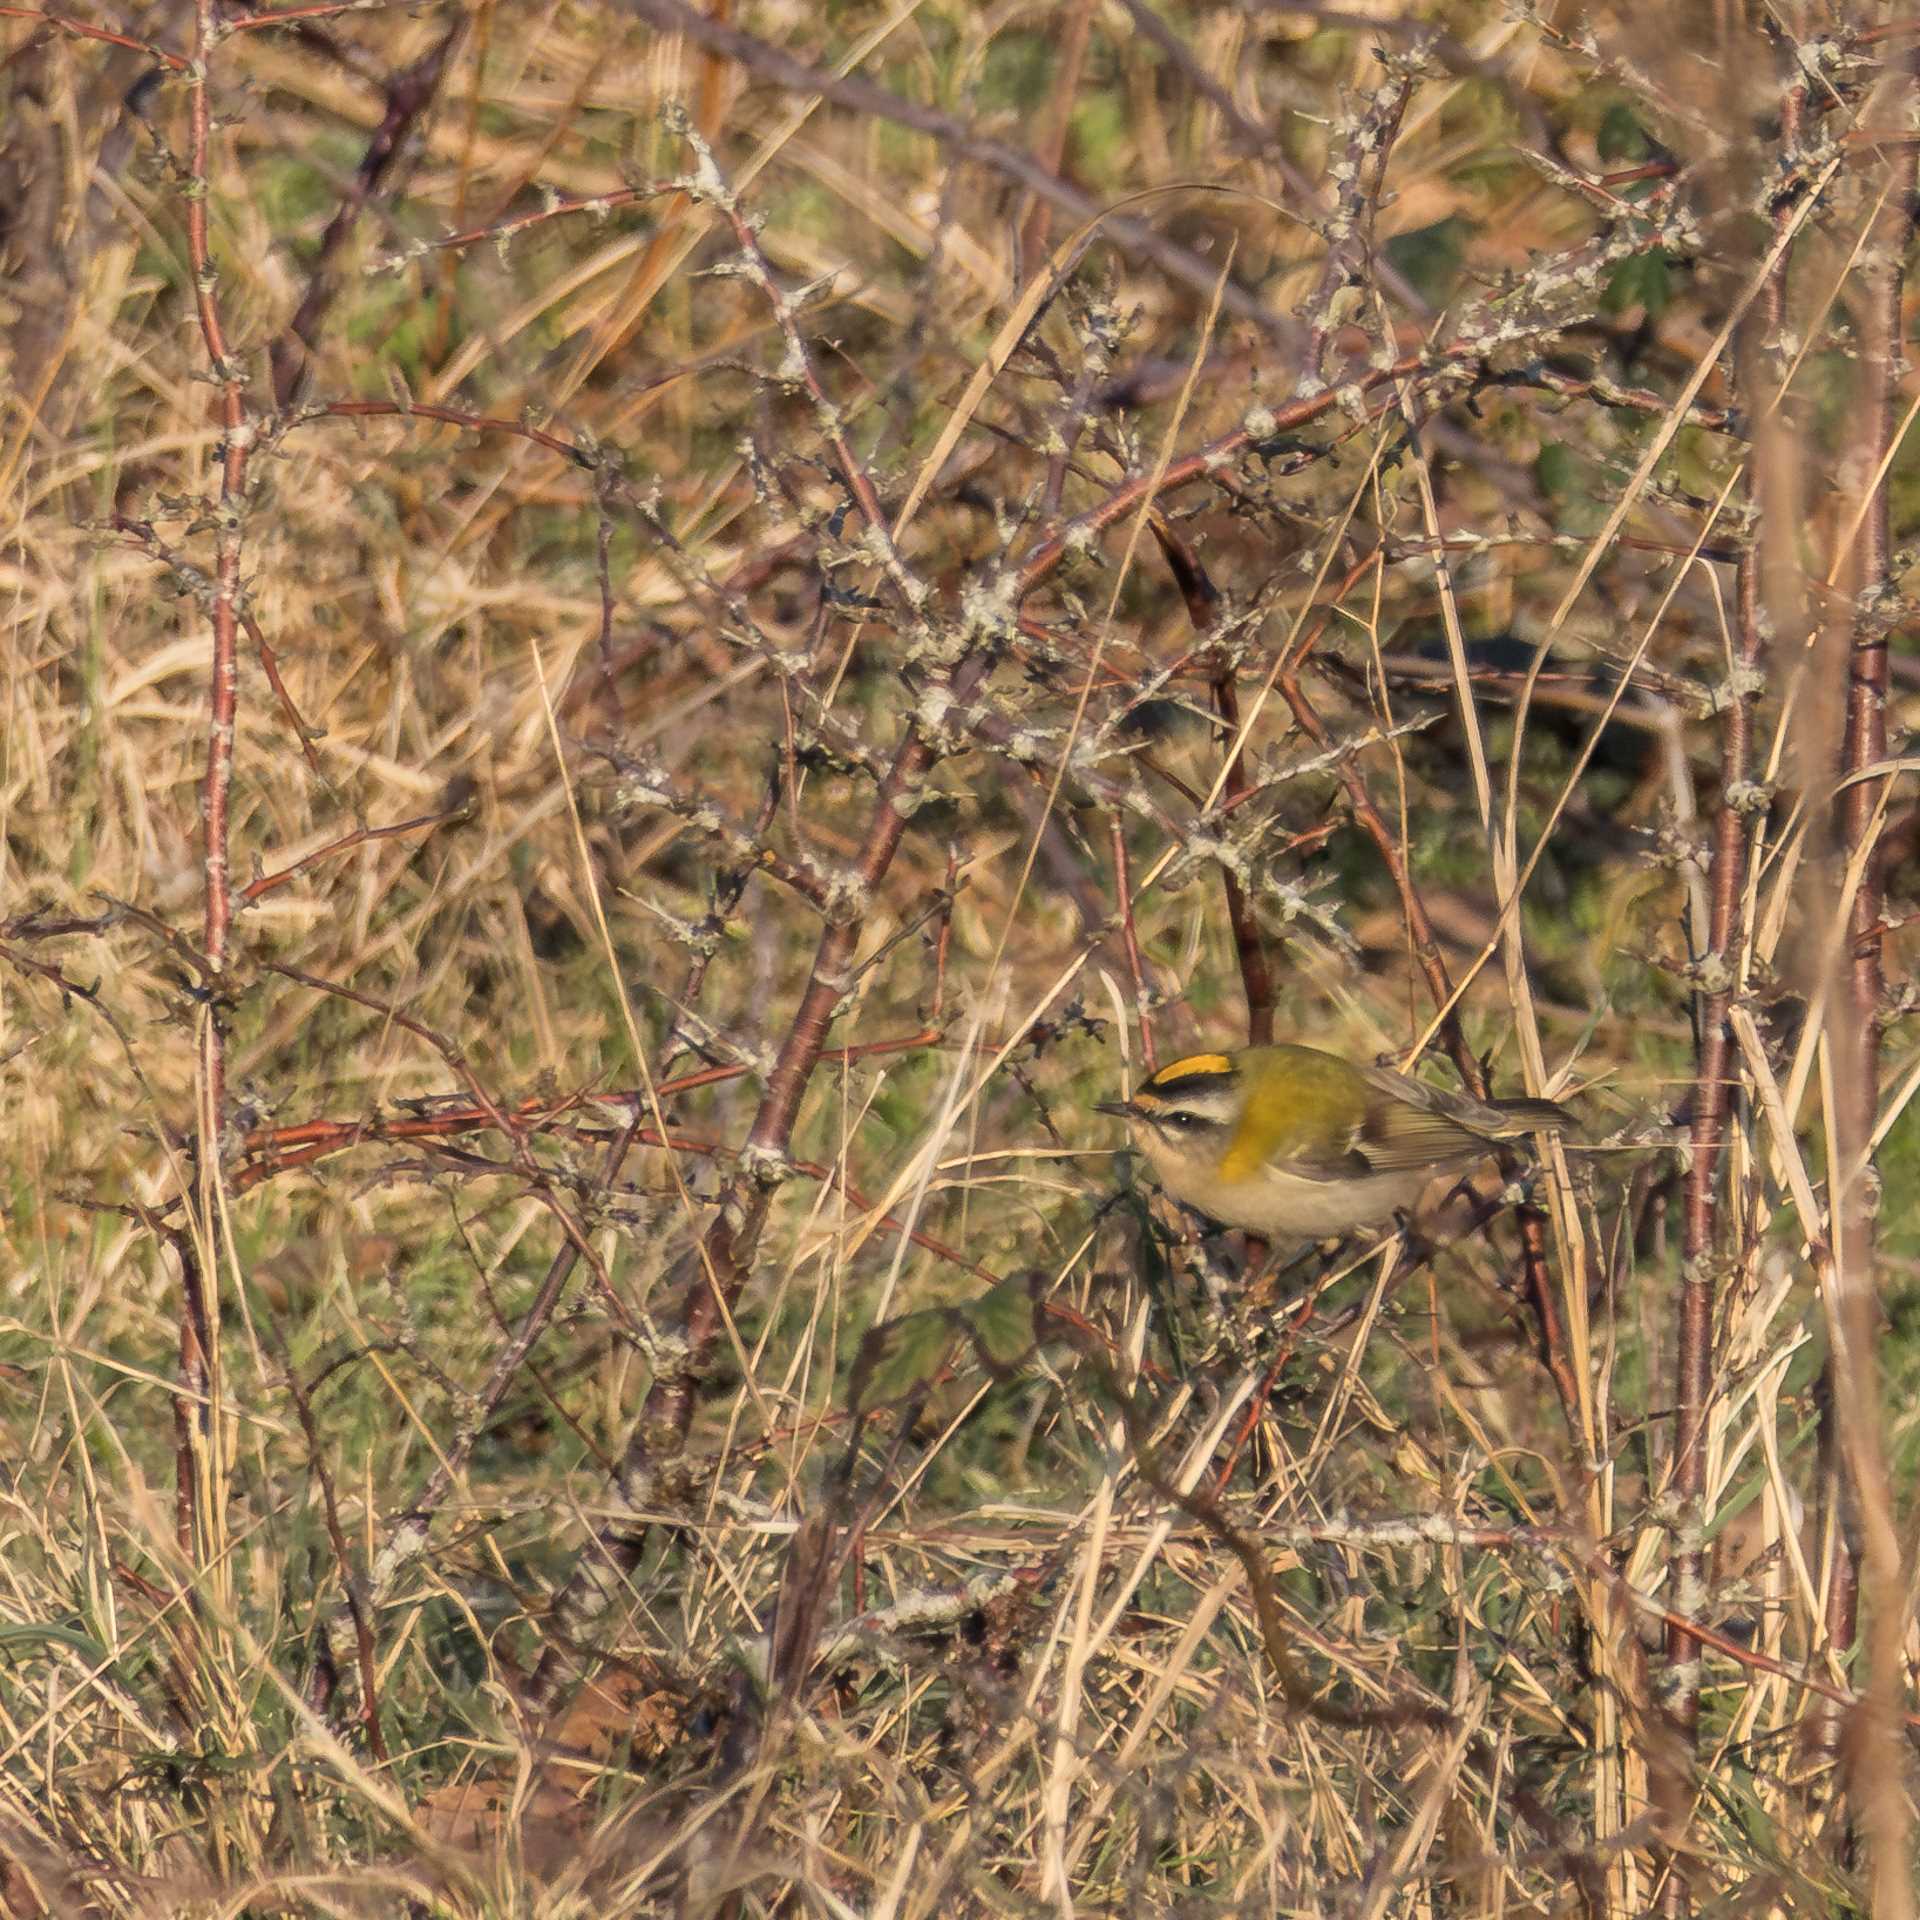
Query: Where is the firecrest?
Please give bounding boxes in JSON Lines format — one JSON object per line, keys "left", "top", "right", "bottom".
{"left": 1098, "top": 1044, "right": 1569, "bottom": 1238}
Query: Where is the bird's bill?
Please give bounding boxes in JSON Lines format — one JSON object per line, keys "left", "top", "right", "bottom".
{"left": 1093, "top": 1099, "right": 1137, "bottom": 1119}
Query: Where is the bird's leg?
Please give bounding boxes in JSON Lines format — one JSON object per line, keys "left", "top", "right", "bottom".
{"left": 1389, "top": 1207, "right": 1435, "bottom": 1280}
{"left": 1290, "top": 1234, "right": 1347, "bottom": 1291}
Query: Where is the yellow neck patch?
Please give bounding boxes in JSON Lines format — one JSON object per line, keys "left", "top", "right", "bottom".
{"left": 1150, "top": 1052, "right": 1234, "bottom": 1085}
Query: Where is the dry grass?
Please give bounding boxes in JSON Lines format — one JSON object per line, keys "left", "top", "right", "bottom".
{"left": 3, "top": 0, "right": 1919, "bottom": 1913}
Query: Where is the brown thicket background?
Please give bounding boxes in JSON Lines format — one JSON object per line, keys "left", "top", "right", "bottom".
{"left": 3, "top": 0, "right": 1920, "bottom": 1913}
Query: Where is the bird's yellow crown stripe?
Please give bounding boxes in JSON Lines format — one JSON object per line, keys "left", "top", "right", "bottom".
{"left": 1150, "top": 1052, "right": 1235, "bottom": 1085}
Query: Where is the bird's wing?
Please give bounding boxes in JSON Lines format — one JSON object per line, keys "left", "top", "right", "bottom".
{"left": 1351, "top": 1065, "right": 1494, "bottom": 1175}
{"left": 1217, "top": 1052, "right": 1377, "bottom": 1185}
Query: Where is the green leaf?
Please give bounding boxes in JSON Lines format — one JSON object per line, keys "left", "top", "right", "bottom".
{"left": 848, "top": 1308, "right": 959, "bottom": 1418}
{"left": 1597, "top": 103, "right": 1650, "bottom": 164}
{"left": 0, "top": 1620, "right": 109, "bottom": 1663}
{"left": 1383, "top": 216, "right": 1475, "bottom": 308}
{"left": 1534, "top": 441, "right": 1579, "bottom": 497}
{"left": 959, "top": 1273, "right": 1041, "bottom": 1376}
{"left": 1601, "top": 250, "right": 1671, "bottom": 319}
{"left": 1533, "top": 439, "right": 1612, "bottom": 537}
{"left": 849, "top": 1274, "right": 1055, "bottom": 1418}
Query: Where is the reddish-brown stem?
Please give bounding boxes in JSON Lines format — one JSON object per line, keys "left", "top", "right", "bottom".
{"left": 1579, "top": 1543, "right": 1920, "bottom": 1730}
{"left": 1015, "top": 0, "right": 1094, "bottom": 271}
{"left": 241, "top": 608, "right": 325, "bottom": 777}
{"left": 167, "top": 0, "right": 255, "bottom": 1595}
{"left": 276, "top": 1329, "right": 389, "bottom": 1761}
{"left": 171, "top": 1229, "right": 212, "bottom": 1560}
{"left": 1853, "top": 13, "right": 1920, "bottom": 43}
{"left": 1818, "top": 80, "right": 1913, "bottom": 1907}
{"left": 264, "top": 962, "right": 525, "bottom": 1152}
{"left": 226, "top": 0, "right": 420, "bottom": 24}
{"left": 268, "top": 22, "right": 463, "bottom": 405}
{"left": 1661, "top": 97, "right": 1789, "bottom": 1886}
{"left": 185, "top": 0, "right": 249, "bottom": 1114}
{"left": 364, "top": 183, "right": 675, "bottom": 286}
{"left": 618, "top": 0, "right": 1308, "bottom": 342}
{"left": 110, "top": 517, "right": 324, "bottom": 776}
{"left": 1208, "top": 1302, "right": 1319, "bottom": 1499}
{"left": 1011, "top": 318, "right": 1722, "bottom": 603}
{"left": 0, "top": 4, "right": 186, "bottom": 63}
{"left": 1840, "top": 124, "right": 1920, "bottom": 150}
{"left": 1277, "top": 593, "right": 1586, "bottom": 1429}
{"left": 1298, "top": 78, "right": 1412, "bottom": 387}
{"left": 230, "top": 1028, "right": 943, "bottom": 1179}
{"left": 1596, "top": 159, "right": 1680, "bottom": 188}
{"left": 1210, "top": 672, "right": 1276, "bottom": 1047}
{"left": 1107, "top": 812, "right": 1157, "bottom": 1074}
{"left": 261, "top": 960, "right": 642, "bottom": 1342}
{"left": 928, "top": 848, "right": 958, "bottom": 1024}
{"left": 1149, "top": 517, "right": 1276, "bottom": 1045}
{"left": 368, "top": 1111, "right": 649, "bottom": 1591}
{"left": 302, "top": 397, "right": 595, "bottom": 464}
{"left": 239, "top": 806, "right": 461, "bottom": 905}
{"left": 712, "top": 194, "right": 905, "bottom": 579}
{"left": 523, "top": 657, "right": 971, "bottom": 1716}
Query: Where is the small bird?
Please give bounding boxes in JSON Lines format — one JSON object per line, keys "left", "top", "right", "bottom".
{"left": 1098, "top": 1044, "right": 1570, "bottom": 1239}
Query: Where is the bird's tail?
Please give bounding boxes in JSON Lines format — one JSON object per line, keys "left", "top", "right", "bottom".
{"left": 1489, "top": 1097, "right": 1572, "bottom": 1137}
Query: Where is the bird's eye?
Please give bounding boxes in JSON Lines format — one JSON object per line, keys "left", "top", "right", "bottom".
{"left": 1164, "top": 1112, "right": 1197, "bottom": 1129}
